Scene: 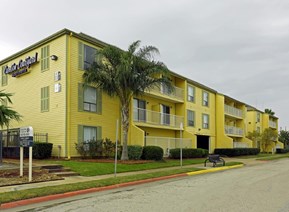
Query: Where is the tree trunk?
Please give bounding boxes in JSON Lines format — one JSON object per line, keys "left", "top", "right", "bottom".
{"left": 121, "top": 104, "right": 130, "bottom": 160}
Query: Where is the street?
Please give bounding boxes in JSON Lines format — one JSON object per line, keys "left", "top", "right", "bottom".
{"left": 7, "top": 158, "right": 289, "bottom": 212}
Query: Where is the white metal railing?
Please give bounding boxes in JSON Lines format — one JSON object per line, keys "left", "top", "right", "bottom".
{"left": 225, "top": 125, "right": 243, "bottom": 136}
{"left": 133, "top": 108, "right": 184, "bottom": 128}
{"left": 233, "top": 142, "right": 248, "bottom": 148}
{"left": 269, "top": 120, "right": 277, "bottom": 128}
{"left": 224, "top": 104, "right": 243, "bottom": 118}
{"left": 147, "top": 84, "right": 184, "bottom": 101}
{"left": 145, "top": 136, "right": 193, "bottom": 156}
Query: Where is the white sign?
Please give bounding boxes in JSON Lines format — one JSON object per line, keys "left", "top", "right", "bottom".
{"left": 19, "top": 126, "right": 34, "bottom": 147}
{"left": 20, "top": 126, "right": 33, "bottom": 137}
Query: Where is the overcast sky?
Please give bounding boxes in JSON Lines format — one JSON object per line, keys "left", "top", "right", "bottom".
{"left": 0, "top": 0, "right": 288, "bottom": 129}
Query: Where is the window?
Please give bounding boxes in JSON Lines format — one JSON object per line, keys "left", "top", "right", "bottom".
{"left": 133, "top": 98, "right": 146, "bottom": 122}
{"left": 41, "top": 45, "right": 50, "bottom": 71}
{"left": 78, "top": 125, "right": 102, "bottom": 143}
{"left": 41, "top": 86, "right": 49, "bottom": 112}
{"left": 256, "top": 113, "right": 260, "bottom": 122}
{"left": 78, "top": 84, "right": 102, "bottom": 113}
{"left": 202, "top": 91, "right": 209, "bottom": 106}
{"left": 78, "top": 42, "right": 97, "bottom": 70}
{"left": 1, "top": 66, "right": 7, "bottom": 86}
{"left": 161, "top": 104, "right": 170, "bottom": 125}
{"left": 187, "top": 110, "right": 195, "bottom": 127}
{"left": 187, "top": 85, "right": 195, "bottom": 102}
{"left": 202, "top": 114, "right": 209, "bottom": 129}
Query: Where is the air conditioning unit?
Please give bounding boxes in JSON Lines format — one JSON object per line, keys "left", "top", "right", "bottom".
{"left": 54, "top": 83, "right": 61, "bottom": 93}
{"left": 54, "top": 71, "right": 61, "bottom": 81}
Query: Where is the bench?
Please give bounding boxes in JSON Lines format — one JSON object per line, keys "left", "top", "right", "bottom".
{"left": 204, "top": 154, "right": 225, "bottom": 167}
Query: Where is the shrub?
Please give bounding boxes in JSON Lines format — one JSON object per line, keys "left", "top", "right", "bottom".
{"left": 33, "top": 142, "right": 53, "bottom": 159}
{"left": 214, "top": 148, "right": 260, "bottom": 157}
{"left": 103, "top": 138, "right": 115, "bottom": 158}
{"left": 169, "top": 148, "right": 208, "bottom": 159}
{"left": 127, "top": 145, "right": 143, "bottom": 160}
{"left": 276, "top": 149, "right": 289, "bottom": 154}
{"left": 141, "top": 146, "right": 163, "bottom": 161}
{"left": 75, "top": 139, "right": 103, "bottom": 158}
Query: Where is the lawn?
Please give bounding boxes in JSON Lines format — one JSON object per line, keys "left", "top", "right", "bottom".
{"left": 44, "top": 158, "right": 206, "bottom": 176}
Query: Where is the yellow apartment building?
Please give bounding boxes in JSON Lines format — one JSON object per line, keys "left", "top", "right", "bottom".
{"left": 0, "top": 29, "right": 283, "bottom": 158}
{"left": 216, "top": 94, "right": 253, "bottom": 148}
{"left": 247, "top": 107, "right": 283, "bottom": 151}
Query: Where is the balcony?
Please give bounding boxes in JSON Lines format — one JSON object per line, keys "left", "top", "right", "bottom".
{"left": 145, "top": 136, "right": 193, "bottom": 156}
{"left": 269, "top": 120, "right": 277, "bottom": 129}
{"left": 225, "top": 125, "right": 243, "bottom": 137}
{"left": 224, "top": 104, "right": 243, "bottom": 119}
{"left": 133, "top": 108, "right": 184, "bottom": 129}
{"left": 145, "top": 84, "right": 184, "bottom": 102}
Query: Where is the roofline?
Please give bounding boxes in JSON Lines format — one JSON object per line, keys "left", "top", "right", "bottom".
{"left": 0, "top": 28, "right": 111, "bottom": 65}
{"left": 170, "top": 70, "right": 217, "bottom": 93}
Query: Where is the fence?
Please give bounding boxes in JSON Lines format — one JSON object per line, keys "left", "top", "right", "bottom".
{"left": 145, "top": 136, "right": 193, "bottom": 157}
{"left": 0, "top": 128, "right": 48, "bottom": 158}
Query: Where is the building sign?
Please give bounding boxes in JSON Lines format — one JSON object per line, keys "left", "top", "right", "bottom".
{"left": 4, "top": 52, "right": 38, "bottom": 77}
{"left": 19, "top": 126, "right": 34, "bottom": 147}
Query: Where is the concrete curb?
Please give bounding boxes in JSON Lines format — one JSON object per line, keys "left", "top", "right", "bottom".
{"left": 0, "top": 165, "right": 243, "bottom": 210}
{"left": 187, "top": 164, "right": 244, "bottom": 176}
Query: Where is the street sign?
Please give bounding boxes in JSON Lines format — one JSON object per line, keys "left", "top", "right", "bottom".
{"left": 19, "top": 126, "right": 34, "bottom": 147}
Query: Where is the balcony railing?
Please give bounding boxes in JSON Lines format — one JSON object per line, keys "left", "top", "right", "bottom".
{"left": 145, "top": 136, "right": 193, "bottom": 156}
{"left": 225, "top": 125, "right": 243, "bottom": 136}
{"left": 133, "top": 108, "right": 184, "bottom": 129}
{"left": 233, "top": 142, "right": 248, "bottom": 148}
{"left": 147, "top": 84, "right": 184, "bottom": 101}
{"left": 224, "top": 104, "right": 243, "bottom": 118}
{"left": 269, "top": 121, "right": 277, "bottom": 128}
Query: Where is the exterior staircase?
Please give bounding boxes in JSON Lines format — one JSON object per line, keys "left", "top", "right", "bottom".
{"left": 41, "top": 165, "right": 80, "bottom": 177}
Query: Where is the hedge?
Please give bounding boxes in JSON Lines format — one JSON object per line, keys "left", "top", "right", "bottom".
{"left": 127, "top": 145, "right": 143, "bottom": 160}
{"left": 214, "top": 148, "right": 260, "bottom": 157}
{"left": 169, "top": 148, "right": 208, "bottom": 159}
{"left": 32, "top": 142, "right": 53, "bottom": 159}
{"left": 141, "top": 146, "right": 163, "bottom": 161}
{"left": 276, "top": 149, "right": 289, "bottom": 154}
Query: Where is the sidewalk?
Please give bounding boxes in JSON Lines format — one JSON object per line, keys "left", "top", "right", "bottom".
{"left": 0, "top": 157, "right": 265, "bottom": 194}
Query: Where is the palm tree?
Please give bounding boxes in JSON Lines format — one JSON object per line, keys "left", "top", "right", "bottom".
{"left": 264, "top": 108, "right": 275, "bottom": 116}
{"left": 0, "top": 90, "right": 22, "bottom": 128}
{"left": 83, "top": 41, "right": 173, "bottom": 160}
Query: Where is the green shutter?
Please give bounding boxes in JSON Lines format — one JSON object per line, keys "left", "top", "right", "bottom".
{"left": 78, "top": 42, "right": 84, "bottom": 70}
{"left": 46, "top": 86, "right": 49, "bottom": 111}
{"left": 78, "top": 125, "right": 84, "bottom": 143}
{"left": 97, "top": 126, "right": 102, "bottom": 140}
{"left": 96, "top": 88, "right": 102, "bottom": 114}
{"left": 47, "top": 45, "right": 50, "bottom": 70}
{"left": 41, "top": 86, "right": 49, "bottom": 112}
{"left": 78, "top": 83, "right": 84, "bottom": 111}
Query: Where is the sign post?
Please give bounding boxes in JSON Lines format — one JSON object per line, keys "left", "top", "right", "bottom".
{"left": 180, "top": 122, "right": 183, "bottom": 168}
{"left": 19, "top": 126, "right": 34, "bottom": 182}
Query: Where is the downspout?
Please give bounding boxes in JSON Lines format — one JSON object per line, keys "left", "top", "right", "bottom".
{"left": 66, "top": 32, "right": 73, "bottom": 159}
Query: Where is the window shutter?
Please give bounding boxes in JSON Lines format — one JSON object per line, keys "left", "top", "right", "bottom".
{"left": 97, "top": 126, "right": 102, "bottom": 140}
{"left": 96, "top": 88, "right": 102, "bottom": 114}
{"left": 46, "top": 86, "right": 49, "bottom": 111}
{"left": 78, "top": 83, "right": 84, "bottom": 111}
{"left": 78, "top": 125, "right": 84, "bottom": 143}
{"left": 78, "top": 42, "right": 84, "bottom": 70}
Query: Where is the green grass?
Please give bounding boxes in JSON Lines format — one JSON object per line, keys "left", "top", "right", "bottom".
{"left": 256, "top": 154, "right": 289, "bottom": 161}
{"left": 0, "top": 167, "right": 202, "bottom": 204}
{"left": 43, "top": 158, "right": 206, "bottom": 176}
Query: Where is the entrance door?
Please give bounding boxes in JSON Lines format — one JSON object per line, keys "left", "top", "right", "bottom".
{"left": 197, "top": 135, "right": 209, "bottom": 150}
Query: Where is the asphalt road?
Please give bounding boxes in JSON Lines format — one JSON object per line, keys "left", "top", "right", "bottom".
{"left": 8, "top": 158, "right": 289, "bottom": 212}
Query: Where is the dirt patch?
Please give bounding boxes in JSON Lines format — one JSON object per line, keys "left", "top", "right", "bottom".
{"left": 0, "top": 168, "right": 63, "bottom": 187}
